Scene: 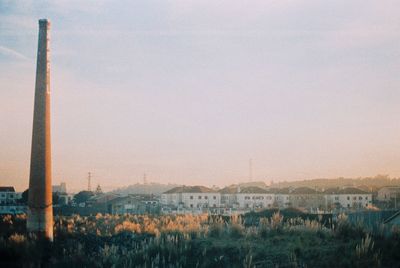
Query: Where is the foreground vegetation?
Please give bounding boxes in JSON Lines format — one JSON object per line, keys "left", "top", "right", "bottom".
{"left": 0, "top": 211, "right": 399, "bottom": 267}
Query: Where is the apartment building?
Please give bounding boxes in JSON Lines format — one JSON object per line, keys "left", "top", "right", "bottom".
{"left": 324, "top": 187, "right": 372, "bottom": 210}
{"left": 161, "top": 186, "right": 220, "bottom": 211}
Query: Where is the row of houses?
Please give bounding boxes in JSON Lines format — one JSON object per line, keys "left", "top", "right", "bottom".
{"left": 2, "top": 184, "right": 398, "bottom": 215}
{"left": 0, "top": 187, "right": 26, "bottom": 214}
{"left": 0, "top": 184, "right": 70, "bottom": 214}
{"left": 161, "top": 185, "right": 373, "bottom": 213}
{"left": 376, "top": 186, "right": 400, "bottom": 202}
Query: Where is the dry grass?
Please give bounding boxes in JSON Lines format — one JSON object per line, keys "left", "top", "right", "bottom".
{"left": 1, "top": 212, "right": 398, "bottom": 267}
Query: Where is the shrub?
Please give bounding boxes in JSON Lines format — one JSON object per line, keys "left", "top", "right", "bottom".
{"left": 228, "top": 215, "right": 245, "bottom": 238}
{"left": 208, "top": 216, "right": 225, "bottom": 238}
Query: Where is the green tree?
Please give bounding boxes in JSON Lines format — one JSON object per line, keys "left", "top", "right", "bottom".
{"left": 73, "top": 191, "right": 94, "bottom": 204}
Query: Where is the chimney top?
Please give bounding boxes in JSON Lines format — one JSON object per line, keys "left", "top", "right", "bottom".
{"left": 39, "top": 19, "right": 50, "bottom": 27}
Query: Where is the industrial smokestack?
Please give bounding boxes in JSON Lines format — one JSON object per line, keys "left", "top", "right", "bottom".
{"left": 27, "top": 19, "right": 53, "bottom": 241}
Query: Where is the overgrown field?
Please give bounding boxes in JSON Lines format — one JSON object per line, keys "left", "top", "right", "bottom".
{"left": 0, "top": 211, "right": 399, "bottom": 267}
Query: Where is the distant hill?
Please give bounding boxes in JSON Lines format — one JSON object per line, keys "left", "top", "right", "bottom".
{"left": 237, "top": 181, "right": 268, "bottom": 188}
{"left": 272, "top": 175, "right": 400, "bottom": 191}
{"left": 109, "top": 176, "right": 400, "bottom": 196}
{"left": 111, "top": 183, "right": 181, "bottom": 196}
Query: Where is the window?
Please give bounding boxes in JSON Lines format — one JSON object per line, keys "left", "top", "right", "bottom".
{"left": 213, "top": 196, "right": 216, "bottom": 200}
{"left": 190, "top": 196, "right": 193, "bottom": 199}
{"left": 190, "top": 204, "right": 193, "bottom": 208}
{"left": 198, "top": 196, "right": 202, "bottom": 199}
{"left": 347, "top": 196, "right": 350, "bottom": 200}
{"left": 335, "top": 197, "right": 339, "bottom": 201}
{"left": 359, "top": 196, "right": 362, "bottom": 200}
{"left": 365, "top": 196, "right": 368, "bottom": 200}
{"left": 353, "top": 197, "right": 357, "bottom": 201}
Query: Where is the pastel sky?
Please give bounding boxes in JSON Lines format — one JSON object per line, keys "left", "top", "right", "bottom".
{"left": 1, "top": 1, "right": 400, "bottom": 192}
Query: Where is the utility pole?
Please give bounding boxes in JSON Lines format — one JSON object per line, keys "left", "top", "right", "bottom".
{"left": 88, "top": 172, "right": 92, "bottom": 191}
{"left": 249, "top": 158, "right": 253, "bottom": 182}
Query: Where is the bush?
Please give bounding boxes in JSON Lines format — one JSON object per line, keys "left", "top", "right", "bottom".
{"left": 0, "top": 213, "right": 399, "bottom": 267}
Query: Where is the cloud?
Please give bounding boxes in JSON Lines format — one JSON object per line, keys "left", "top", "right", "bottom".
{"left": 0, "top": 45, "right": 29, "bottom": 60}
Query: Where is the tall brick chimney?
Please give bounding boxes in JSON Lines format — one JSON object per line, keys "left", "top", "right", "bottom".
{"left": 27, "top": 19, "right": 53, "bottom": 241}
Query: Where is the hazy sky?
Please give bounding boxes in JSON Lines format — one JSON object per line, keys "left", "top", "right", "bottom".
{"left": 1, "top": 1, "right": 400, "bottom": 192}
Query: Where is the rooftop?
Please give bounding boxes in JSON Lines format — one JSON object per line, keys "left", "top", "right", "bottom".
{"left": 324, "top": 188, "right": 341, "bottom": 194}
{"left": 164, "top": 186, "right": 216, "bottom": 194}
{"left": 219, "top": 185, "right": 269, "bottom": 194}
{"left": 269, "top": 187, "right": 290, "bottom": 194}
{"left": 379, "top": 186, "right": 400, "bottom": 190}
{"left": 0, "top": 187, "right": 15, "bottom": 192}
{"left": 239, "top": 186, "right": 268, "bottom": 194}
{"left": 219, "top": 186, "right": 239, "bottom": 194}
{"left": 290, "top": 187, "right": 318, "bottom": 194}
{"left": 338, "top": 187, "right": 368, "bottom": 194}
{"left": 324, "top": 187, "right": 369, "bottom": 194}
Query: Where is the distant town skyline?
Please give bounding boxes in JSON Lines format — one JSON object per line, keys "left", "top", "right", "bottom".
{"left": 1, "top": 1, "right": 400, "bottom": 191}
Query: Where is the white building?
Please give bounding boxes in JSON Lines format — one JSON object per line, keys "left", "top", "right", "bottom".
{"left": 109, "top": 195, "right": 159, "bottom": 214}
{"left": 324, "top": 187, "right": 372, "bottom": 210}
{"left": 161, "top": 184, "right": 374, "bottom": 214}
{"left": 218, "top": 185, "right": 277, "bottom": 210}
{"left": 52, "top": 182, "right": 67, "bottom": 194}
{"left": 161, "top": 186, "right": 220, "bottom": 211}
{"left": 0, "top": 187, "right": 19, "bottom": 205}
{"left": 377, "top": 186, "right": 400, "bottom": 202}
{"left": 235, "top": 186, "right": 275, "bottom": 210}
{"left": 0, "top": 187, "right": 25, "bottom": 214}
{"left": 271, "top": 188, "right": 291, "bottom": 208}
{"left": 219, "top": 185, "right": 239, "bottom": 208}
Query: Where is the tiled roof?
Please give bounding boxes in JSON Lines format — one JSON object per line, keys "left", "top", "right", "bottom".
{"left": 338, "top": 187, "right": 368, "bottom": 194}
{"left": 163, "top": 186, "right": 216, "bottom": 194}
{"left": 219, "top": 186, "right": 239, "bottom": 194}
{"left": 0, "top": 187, "right": 15, "bottom": 192}
{"left": 379, "top": 186, "right": 400, "bottom": 190}
{"left": 239, "top": 186, "right": 268, "bottom": 194}
{"left": 324, "top": 187, "right": 369, "bottom": 194}
{"left": 108, "top": 194, "right": 159, "bottom": 204}
{"left": 107, "top": 196, "right": 129, "bottom": 204}
{"left": 357, "top": 185, "right": 377, "bottom": 192}
{"left": 268, "top": 188, "right": 290, "bottom": 194}
{"left": 323, "top": 188, "right": 340, "bottom": 194}
{"left": 219, "top": 186, "right": 269, "bottom": 194}
{"left": 290, "top": 187, "right": 318, "bottom": 194}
